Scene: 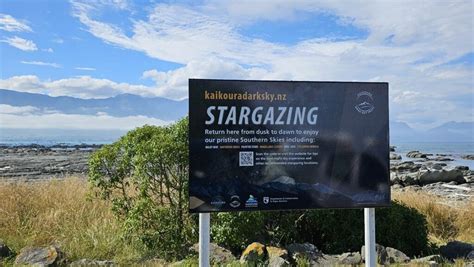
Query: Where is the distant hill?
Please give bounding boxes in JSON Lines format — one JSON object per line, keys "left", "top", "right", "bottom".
{"left": 0, "top": 89, "right": 188, "bottom": 121}
{"left": 426, "top": 121, "right": 473, "bottom": 142}
{"left": 390, "top": 121, "right": 417, "bottom": 141}
{"left": 390, "top": 120, "right": 473, "bottom": 142}
{"left": 1, "top": 89, "right": 472, "bottom": 142}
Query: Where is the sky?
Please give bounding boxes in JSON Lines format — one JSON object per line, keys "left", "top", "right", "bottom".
{"left": 0, "top": 0, "right": 473, "bottom": 130}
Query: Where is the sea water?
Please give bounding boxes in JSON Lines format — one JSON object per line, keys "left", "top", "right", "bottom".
{"left": 393, "top": 141, "right": 474, "bottom": 169}
{"left": 1, "top": 128, "right": 473, "bottom": 168}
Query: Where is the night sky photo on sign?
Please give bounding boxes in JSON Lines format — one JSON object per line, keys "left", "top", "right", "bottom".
{"left": 189, "top": 79, "right": 390, "bottom": 213}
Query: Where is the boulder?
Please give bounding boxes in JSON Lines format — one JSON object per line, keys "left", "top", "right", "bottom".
{"left": 462, "top": 155, "right": 474, "bottom": 160}
{"left": 439, "top": 241, "right": 474, "bottom": 260}
{"left": 0, "top": 239, "right": 13, "bottom": 260}
{"left": 467, "top": 250, "right": 474, "bottom": 260}
{"left": 240, "top": 242, "right": 266, "bottom": 263}
{"left": 455, "top": 165, "right": 470, "bottom": 171}
{"left": 390, "top": 153, "right": 402, "bottom": 160}
{"left": 390, "top": 161, "right": 421, "bottom": 172}
{"left": 390, "top": 146, "right": 396, "bottom": 152}
{"left": 338, "top": 252, "right": 362, "bottom": 265}
{"left": 391, "top": 172, "right": 419, "bottom": 186}
{"left": 268, "top": 256, "right": 289, "bottom": 267}
{"left": 286, "top": 243, "right": 336, "bottom": 265}
{"left": 15, "top": 246, "right": 66, "bottom": 266}
{"left": 425, "top": 162, "right": 447, "bottom": 170}
{"left": 411, "top": 254, "right": 443, "bottom": 264}
{"left": 266, "top": 246, "right": 289, "bottom": 267}
{"left": 70, "top": 259, "right": 115, "bottom": 266}
{"left": 361, "top": 244, "right": 388, "bottom": 264}
{"left": 407, "top": 150, "right": 428, "bottom": 158}
{"left": 418, "top": 168, "right": 465, "bottom": 185}
{"left": 191, "top": 243, "right": 235, "bottom": 264}
{"left": 385, "top": 247, "right": 410, "bottom": 263}
{"left": 430, "top": 156, "right": 454, "bottom": 162}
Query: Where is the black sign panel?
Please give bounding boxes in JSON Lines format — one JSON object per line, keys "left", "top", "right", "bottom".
{"left": 189, "top": 79, "right": 389, "bottom": 213}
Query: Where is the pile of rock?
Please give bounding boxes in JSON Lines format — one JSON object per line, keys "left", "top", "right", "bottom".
{"left": 1, "top": 239, "right": 473, "bottom": 266}
{"left": 236, "top": 241, "right": 474, "bottom": 266}
{"left": 0, "top": 242, "right": 115, "bottom": 266}
{"left": 389, "top": 149, "right": 473, "bottom": 202}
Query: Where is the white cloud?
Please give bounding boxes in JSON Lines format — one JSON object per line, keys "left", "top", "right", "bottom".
{"left": 75, "top": 67, "right": 96, "bottom": 71}
{"left": 0, "top": 75, "right": 157, "bottom": 99}
{"left": 21, "top": 61, "right": 61, "bottom": 68}
{"left": 142, "top": 57, "right": 280, "bottom": 99}
{"left": 43, "top": 48, "right": 54, "bottom": 53}
{"left": 2, "top": 36, "right": 37, "bottom": 51}
{"left": 52, "top": 38, "right": 64, "bottom": 44}
{"left": 1, "top": 1, "right": 467, "bottom": 129}
{"left": 0, "top": 104, "right": 39, "bottom": 115}
{"left": 0, "top": 13, "right": 32, "bottom": 32}
{"left": 0, "top": 109, "right": 171, "bottom": 130}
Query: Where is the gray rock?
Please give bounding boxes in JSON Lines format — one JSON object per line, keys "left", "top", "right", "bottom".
{"left": 455, "top": 165, "right": 470, "bottom": 171}
{"left": 70, "top": 259, "right": 115, "bottom": 266}
{"left": 427, "top": 162, "right": 447, "bottom": 170}
{"left": 338, "top": 252, "right": 362, "bottom": 265}
{"left": 267, "top": 246, "right": 289, "bottom": 267}
{"left": 390, "top": 153, "right": 402, "bottom": 160}
{"left": 462, "top": 154, "right": 474, "bottom": 160}
{"left": 268, "top": 256, "right": 289, "bottom": 267}
{"left": 411, "top": 254, "right": 443, "bottom": 263}
{"left": 418, "top": 168, "right": 465, "bottom": 185}
{"left": 430, "top": 156, "right": 454, "bottom": 162}
{"left": 0, "top": 239, "right": 13, "bottom": 260}
{"left": 386, "top": 247, "right": 410, "bottom": 263}
{"left": 390, "top": 161, "right": 422, "bottom": 172}
{"left": 467, "top": 250, "right": 474, "bottom": 260}
{"left": 287, "top": 243, "right": 322, "bottom": 264}
{"left": 390, "top": 146, "right": 396, "bottom": 152}
{"left": 407, "top": 150, "right": 428, "bottom": 158}
{"left": 391, "top": 172, "right": 419, "bottom": 186}
{"left": 15, "top": 246, "right": 66, "bottom": 266}
{"left": 439, "top": 241, "right": 474, "bottom": 260}
{"left": 361, "top": 244, "right": 388, "bottom": 264}
{"left": 191, "top": 243, "right": 235, "bottom": 264}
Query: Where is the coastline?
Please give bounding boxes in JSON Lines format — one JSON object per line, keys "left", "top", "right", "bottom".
{"left": 0, "top": 142, "right": 472, "bottom": 205}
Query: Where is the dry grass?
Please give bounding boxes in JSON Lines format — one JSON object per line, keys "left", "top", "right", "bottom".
{"left": 0, "top": 178, "right": 142, "bottom": 263}
{"left": 1, "top": 178, "right": 472, "bottom": 265}
{"left": 393, "top": 190, "right": 474, "bottom": 244}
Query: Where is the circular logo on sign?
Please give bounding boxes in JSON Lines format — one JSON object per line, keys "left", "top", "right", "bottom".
{"left": 355, "top": 91, "right": 375, "bottom": 114}
{"left": 229, "top": 195, "right": 241, "bottom": 208}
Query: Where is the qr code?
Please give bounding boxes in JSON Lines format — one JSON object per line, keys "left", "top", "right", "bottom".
{"left": 239, "top": 151, "right": 254, "bottom": 166}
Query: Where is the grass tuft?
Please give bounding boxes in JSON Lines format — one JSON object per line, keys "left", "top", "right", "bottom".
{"left": 393, "top": 190, "right": 473, "bottom": 244}
{"left": 0, "top": 178, "right": 142, "bottom": 263}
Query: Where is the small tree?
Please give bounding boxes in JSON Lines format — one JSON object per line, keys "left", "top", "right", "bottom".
{"left": 88, "top": 118, "right": 195, "bottom": 260}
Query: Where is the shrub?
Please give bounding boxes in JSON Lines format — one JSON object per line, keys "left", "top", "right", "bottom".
{"left": 89, "top": 118, "right": 429, "bottom": 259}
{"left": 88, "top": 118, "right": 196, "bottom": 260}
{"left": 212, "top": 201, "right": 429, "bottom": 257}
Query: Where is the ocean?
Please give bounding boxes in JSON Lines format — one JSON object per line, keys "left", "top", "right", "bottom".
{"left": 1, "top": 128, "right": 473, "bottom": 169}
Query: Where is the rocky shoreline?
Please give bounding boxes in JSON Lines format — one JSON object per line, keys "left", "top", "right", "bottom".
{"left": 0, "top": 145, "right": 473, "bottom": 204}
{"left": 0, "top": 145, "right": 101, "bottom": 181}
{"left": 2, "top": 239, "right": 473, "bottom": 266}
{"left": 390, "top": 148, "right": 473, "bottom": 204}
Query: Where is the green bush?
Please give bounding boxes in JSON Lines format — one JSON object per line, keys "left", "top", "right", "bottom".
{"left": 90, "top": 117, "right": 429, "bottom": 259}
{"left": 88, "top": 118, "right": 196, "bottom": 260}
{"left": 212, "top": 201, "right": 429, "bottom": 257}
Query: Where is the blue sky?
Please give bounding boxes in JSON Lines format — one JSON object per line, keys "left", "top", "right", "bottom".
{"left": 0, "top": 0, "right": 473, "bottom": 130}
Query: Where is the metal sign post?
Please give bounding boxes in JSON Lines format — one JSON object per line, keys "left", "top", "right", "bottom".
{"left": 199, "top": 213, "right": 210, "bottom": 267}
{"left": 364, "top": 208, "right": 376, "bottom": 267}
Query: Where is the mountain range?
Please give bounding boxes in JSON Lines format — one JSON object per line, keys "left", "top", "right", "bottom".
{"left": 0, "top": 89, "right": 472, "bottom": 142}
{"left": 0, "top": 89, "right": 187, "bottom": 121}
